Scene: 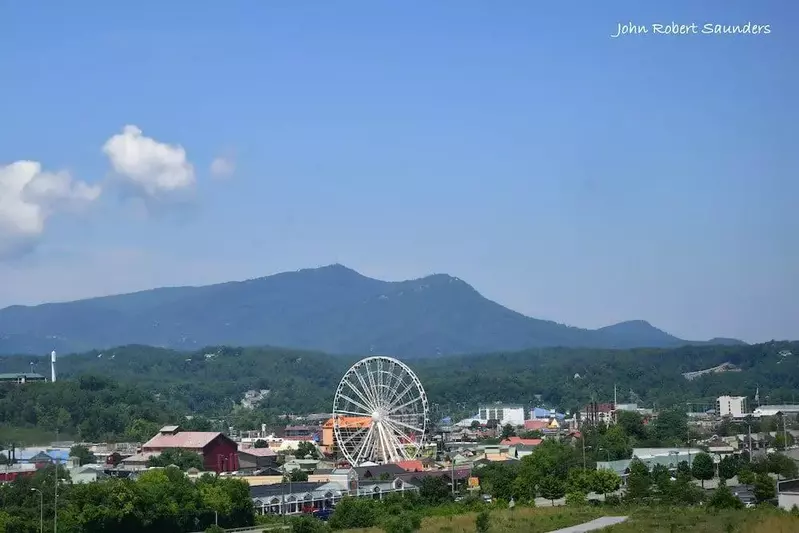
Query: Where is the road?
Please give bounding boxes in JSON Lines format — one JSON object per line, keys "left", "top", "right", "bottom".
{"left": 547, "top": 516, "right": 628, "bottom": 532}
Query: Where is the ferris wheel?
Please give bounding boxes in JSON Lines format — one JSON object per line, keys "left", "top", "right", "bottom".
{"left": 332, "top": 356, "right": 429, "bottom": 466}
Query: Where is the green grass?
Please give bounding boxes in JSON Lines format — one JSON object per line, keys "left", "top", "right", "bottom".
{"left": 344, "top": 506, "right": 603, "bottom": 533}
{"left": 343, "top": 505, "right": 799, "bottom": 533}
{"left": 601, "top": 506, "right": 799, "bottom": 533}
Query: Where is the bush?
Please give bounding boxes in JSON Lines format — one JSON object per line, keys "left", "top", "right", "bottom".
{"left": 475, "top": 510, "right": 490, "bottom": 533}
{"left": 708, "top": 484, "right": 744, "bottom": 510}
{"left": 291, "top": 516, "right": 331, "bottom": 533}
{"left": 382, "top": 511, "right": 422, "bottom": 533}
{"left": 328, "top": 497, "right": 380, "bottom": 529}
{"left": 565, "top": 491, "right": 587, "bottom": 507}
{"left": 604, "top": 494, "right": 622, "bottom": 506}
{"left": 205, "top": 526, "right": 224, "bottom": 533}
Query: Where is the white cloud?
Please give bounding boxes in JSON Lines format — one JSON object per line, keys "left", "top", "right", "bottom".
{"left": 0, "top": 161, "right": 101, "bottom": 257}
{"left": 102, "top": 125, "right": 195, "bottom": 198}
{"left": 210, "top": 156, "right": 235, "bottom": 179}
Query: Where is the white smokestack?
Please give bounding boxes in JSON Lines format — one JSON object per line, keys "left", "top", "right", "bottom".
{"left": 50, "top": 350, "right": 57, "bottom": 383}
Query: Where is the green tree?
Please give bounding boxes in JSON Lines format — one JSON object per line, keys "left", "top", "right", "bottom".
{"left": 566, "top": 469, "right": 592, "bottom": 494}
{"left": 717, "top": 455, "right": 738, "bottom": 481}
{"left": 500, "top": 424, "right": 516, "bottom": 440}
{"left": 625, "top": 458, "right": 651, "bottom": 502}
{"left": 328, "top": 497, "right": 380, "bottom": 529}
{"left": 565, "top": 491, "right": 587, "bottom": 507}
{"left": 737, "top": 467, "right": 755, "bottom": 485}
{"left": 69, "top": 444, "right": 96, "bottom": 466}
{"left": 590, "top": 469, "right": 621, "bottom": 499}
{"left": 708, "top": 480, "right": 743, "bottom": 510}
{"left": 253, "top": 439, "right": 268, "bottom": 448}
{"left": 285, "top": 470, "right": 309, "bottom": 482}
{"left": 418, "top": 476, "right": 451, "bottom": 505}
{"left": 599, "top": 425, "right": 632, "bottom": 460}
{"left": 295, "top": 441, "right": 317, "bottom": 459}
{"left": 691, "top": 453, "right": 714, "bottom": 488}
{"left": 538, "top": 476, "right": 566, "bottom": 505}
{"left": 753, "top": 472, "right": 775, "bottom": 503}
{"left": 767, "top": 453, "right": 799, "bottom": 480}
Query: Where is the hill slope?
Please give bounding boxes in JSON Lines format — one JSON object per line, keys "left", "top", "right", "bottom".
{"left": 0, "top": 264, "right": 743, "bottom": 356}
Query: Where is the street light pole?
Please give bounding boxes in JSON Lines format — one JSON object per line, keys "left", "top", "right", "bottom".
{"left": 31, "top": 488, "right": 43, "bottom": 533}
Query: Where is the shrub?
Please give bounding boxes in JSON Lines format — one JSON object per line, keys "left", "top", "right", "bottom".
{"left": 565, "top": 491, "right": 587, "bottom": 507}
{"left": 604, "top": 494, "right": 622, "bottom": 506}
{"left": 205, "top": 526, "right": 224, "bottom": 533}
{"left": 290, "top": 516, "right": 331, "bottom": 533}
{"left": 475, "top": 510, "right": 490, "bottom": 533}
{"left": 382, "top": 511, "right": 422, "bottom": 533}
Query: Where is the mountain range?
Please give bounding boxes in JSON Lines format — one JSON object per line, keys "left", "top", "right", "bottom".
{"left": 0, "top": 264, "right": 744, "bottom": 356}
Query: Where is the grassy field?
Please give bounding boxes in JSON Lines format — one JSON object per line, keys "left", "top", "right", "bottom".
{"left": 602, "top": 506, "right": 799, "bottom": 533}
{"left": 344, "top": 505, "right": 799, "bottom": 533}
{"left": 345, "top": 506, "right": 603, "bottom": 533}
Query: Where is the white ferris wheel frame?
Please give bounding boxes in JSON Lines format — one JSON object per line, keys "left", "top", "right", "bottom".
{"left": 332, "top": 356, "right": 429, "bottom": 466}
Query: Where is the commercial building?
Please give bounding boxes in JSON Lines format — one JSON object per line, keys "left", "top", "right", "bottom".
{"left": 753, "top": 405, "right": 799, "bottom": 417}
{"left": 716, "top": 396, "right": 747, "bottom": 418}
{"left": 778, "top": 479, "right": 799, "bottom": 510}
{"left": 0, "top": 373, "right": 46, "bottom": 384}
{"left": 141, "top": 425, "right": 238, "bottom": 473}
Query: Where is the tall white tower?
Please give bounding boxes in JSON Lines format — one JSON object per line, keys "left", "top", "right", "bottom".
{"left": 50, "top": 350, "right": 57, "bottom": 383}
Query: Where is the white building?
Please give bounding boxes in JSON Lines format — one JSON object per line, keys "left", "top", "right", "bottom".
{"left": 717, "top": 396, "right": 747, "bottom": 418}
{"left": 753, "top": 405, "right": 799, "bottom": 417}
{"left": 453, "top": 405, "right": 526, "bottom": 428}
{"left": 778, "top": 479, "right": 799, "bottom": 511}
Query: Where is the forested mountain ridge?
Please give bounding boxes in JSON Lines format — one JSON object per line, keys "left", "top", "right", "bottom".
{"left": 0, "top": 264, "right": 744, "bottom": 356}
{"left": 1, "top": 341, "right": 794, "bottom": 425}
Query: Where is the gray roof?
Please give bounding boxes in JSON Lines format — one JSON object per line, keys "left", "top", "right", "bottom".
{"left": 0, "top": 373, "right": 46, "bottom": 379}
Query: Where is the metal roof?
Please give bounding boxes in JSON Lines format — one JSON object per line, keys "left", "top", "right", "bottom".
{"left": 0, "top": 373, "right": 46, "bottom": 379}
{"left": 142, "top": 431, "right": 226, "bottom": 450}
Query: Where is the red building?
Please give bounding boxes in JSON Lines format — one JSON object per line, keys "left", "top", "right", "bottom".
{"left": 141, "top": 425, "right": 238, "bottom": 473}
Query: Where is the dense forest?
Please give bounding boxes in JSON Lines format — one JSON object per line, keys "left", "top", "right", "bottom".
{"left": 1, "top": 341, "right": 796, "bottom": 436}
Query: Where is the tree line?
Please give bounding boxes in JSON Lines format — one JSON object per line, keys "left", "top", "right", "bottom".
{"left": 1, "top": 340, "right": 797, "bottom": 439}
{"left": 0, "top": 465, "right": 254, "bottom": 533}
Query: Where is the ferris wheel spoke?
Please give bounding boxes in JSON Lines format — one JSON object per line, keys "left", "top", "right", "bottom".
{"left": 353, "top": 424, "right": 375, "bottom": 465}
{"left": 387, "top": 382, "right": 415, "bottom": 411}
{"left": 388, "top": 396, "right": 420, "bottom": 414}
{"left": 382, "top": 419, "right": 407, "bottom": 461}
{"left": 339, "top": 426, "right": 368, "bottom": 448}
{"left": 335, "top": 408, "right": 371, "bottom": 417}
{"left": 337, "top": 393, "right": 373, "bottom": 417}
{"left": 383, "top": 417, "right": 416, "bottom": 454}
{"left": 343, "top": 380, "right": 376, "bottom": 413}
{"left": 353, "top": 367, "right": 380, "bottom": 409}
{"left": 385, "top": 373, "right": 406, "bottom": 409}
{"left": 365, "top": 364, "right": 381, "bottom": 408}
{"left": 377, "top": 422, "right": 392, "bottom": 463}
{"left": 388, "top": 417, "right": 424, "bottom": 435}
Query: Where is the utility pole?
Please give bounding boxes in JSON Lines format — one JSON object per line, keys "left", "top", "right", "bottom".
{"left": 613, "top": 384, "right": 617, "bottom": 425}
{"left": 451, "top": 459, "right": 455, "bottom": 498}
{"left": 582, "top": 436, "right": 586, "bottom": 470}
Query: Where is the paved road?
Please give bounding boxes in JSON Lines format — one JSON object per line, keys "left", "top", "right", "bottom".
{"left": 547, "top": 516, "right": 628, "bottom": 533}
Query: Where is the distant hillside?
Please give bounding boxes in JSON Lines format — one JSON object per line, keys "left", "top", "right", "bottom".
{"left": 0, "top": 264, "right": 745, "bottom": 356}
{"left": 1, "top": 341, "right": 794, "bottom": 418}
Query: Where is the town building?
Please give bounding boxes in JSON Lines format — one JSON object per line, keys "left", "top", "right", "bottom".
{"left": 250, "top": 467, "right": 420, "bottom": 515}
{"left": 284, "top": 425, "right": 317, "bottom": 439}
{"left": 752, "top": 405, "right": 799, "bottom": 417}
{"left": 238, "top": 447, "right": 279, "bottom": 473}
{"left": 580, "top": 403, "right": 615, "bottom": 425}
{"left": 778, "top": 479, "right": 799, "bottom": 511}
{"left": 321, "top": 416, "right": 370, "bottom": 455}
{"left": 716, "top": 396, "right": 748, "bottom": 418}
{"left": 0, "top": 372, "right": 47, "bottom": 384}
{"left": 141, "top": 425, "right": 238, "bottom": 473}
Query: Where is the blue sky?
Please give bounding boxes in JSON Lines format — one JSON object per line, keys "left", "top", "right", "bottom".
{"left": 0, "top": 1, "right": 796, "bottom": 343}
